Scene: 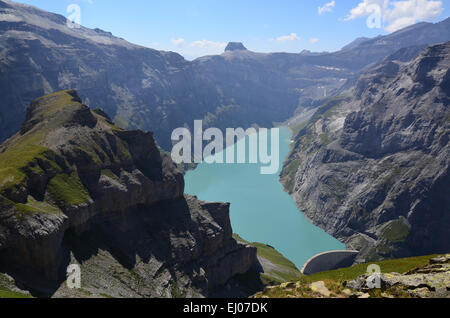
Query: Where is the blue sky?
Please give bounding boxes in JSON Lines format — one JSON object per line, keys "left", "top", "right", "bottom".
{"left": 15, "top": 0, "right": 450, "bottom": 59}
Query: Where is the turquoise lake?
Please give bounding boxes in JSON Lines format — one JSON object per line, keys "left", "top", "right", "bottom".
{"left": 184, "top": 127, "right": 345, "bottom": 269}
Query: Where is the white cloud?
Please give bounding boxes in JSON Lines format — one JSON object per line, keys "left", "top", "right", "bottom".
{"left": 171, "top": 38, "right": 186, "bottom": 46}
{"left": 344, "top": 0, "right": 386, "bottom": 20}
{"left": 170, "top": 39, "right": 227, "bottom": 59}
{"left": 189, "top": 39, "right": 227, "bottom": 50}
{"left": 276, "top": 33, "right": 300, "bottom": 42}
{"left": 310, "top": 38, "right": 320, "bottom": 44}
{"left": 318, "top": 1, "right": 336, "bottom": 15}
{"left": 344, "top": 0, "right": 443, "bottom": 32}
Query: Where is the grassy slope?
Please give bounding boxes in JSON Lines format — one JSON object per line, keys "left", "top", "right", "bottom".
{"left": 305, "top": 254, "right": 438, "bottom": 283}
{"left": 0, "top": 288, "right": 31, "bottom": 299}
{"left": 46, "top": 172, "right": 91, "bottom": 207}
{"left": 0, "top": 91, "right": 81, "bottom": 182}
{"left": 254, "top": 254, "right": 441, "bottom": 298}
{"left": 0, "top": 275, "right": 31, "bottom": 298}
{"left": 0, "top": 134, "right": 52, "bottom": 194}
{"left": 0, "top": 90, "right": 130, "bottom": 213}
{"left": 234, "top": 234, "right": 303, "bottom": 285}
{"left": 0, "top": 90, "right": 78, "bottom": 197}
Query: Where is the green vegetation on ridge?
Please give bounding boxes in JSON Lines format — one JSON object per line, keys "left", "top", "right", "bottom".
{"left": 380, "top": 219, "right": 411, "bottom": 243}
{"left": 14, "top": 195, "right": 61, "bottom": 216}
{"left": 0, "top": 288, "right": 31, "bottom": 299}
{"left": 305, "top": 254, "right": 437, "bottom": 283}
{"left": 0, "top": 90, "right": 101, "bottom": 212}
{"left": 47, "top": 173, "right": 91, "bottom": 206}
{"left": 254, "top": 254, "right": 442, "bottom": 298}
{"left": 234, "top": 234, "right": 303, "bottom": 285}
{"left": 0, "top": 135, "right": 53, "bottom": 195}
{"left": 0, "top": 90, "right": 83, "bottom": 196}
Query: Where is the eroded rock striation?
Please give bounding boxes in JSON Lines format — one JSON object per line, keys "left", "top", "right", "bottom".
{"left": 0, "top": 90, "right": 257, "bottom": 297}
{"left": 282, "top": 42, "right": 450, "bottom": 262}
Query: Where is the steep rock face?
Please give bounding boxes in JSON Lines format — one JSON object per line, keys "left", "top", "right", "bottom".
{"left": 282, "top": 42, "right": 450, "bottom": 262}
{"left": 225, "top": 42, "right": 247, "bottom": 51}
{"left": 1, "top": 0, "right": 450, "bottom": 149}
{"left": 0, "top": 90, "right": 256, "bottom": 297}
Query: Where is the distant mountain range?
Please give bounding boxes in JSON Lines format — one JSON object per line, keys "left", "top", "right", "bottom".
{"left": 1, "top": 0, "right": 450, "bottom": 149}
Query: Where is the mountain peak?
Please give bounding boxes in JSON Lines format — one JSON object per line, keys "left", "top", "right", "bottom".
{"left": 439, "top": 16, "right": 450, "bottom": 25}
{"left": 20, "top": 90, "right": 97, "bottom": 135}
{"left": 341, "top": 37, "right": 371, "bottom": 50}
{"left": 225, "top": 42, "right": 247, "bottom": 52}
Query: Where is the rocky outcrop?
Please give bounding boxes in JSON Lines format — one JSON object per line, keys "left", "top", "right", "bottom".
{"left": 225, "top": 42, "right": 247, "bottom": 51}
{"left": 1, "top": 0, "right": 450, "bottom": 149}
{"left": 282, "top": 42, "right": 450, "bottom": 262}
{"left": 0, "top": 90, "right": 257, "bottom": 297}
{"left": 346, "top": 255, "right": 450, "bottom": 298}
{"left": 253, "top": 254, "right": 449, "bottom": 298}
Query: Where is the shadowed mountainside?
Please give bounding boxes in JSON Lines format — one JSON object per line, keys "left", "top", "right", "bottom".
{"left": 282, "top": 41, "right": 450, "bottom": 262}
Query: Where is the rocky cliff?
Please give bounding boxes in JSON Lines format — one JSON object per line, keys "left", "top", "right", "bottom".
{"left": 282, "top": 42, "right": 450, "bottom": 262}
{"left": 0, "top": 90, "right": 257, "bottom": 297}
{"left": 1, "top": 0, "right": 450, "bottom": 149}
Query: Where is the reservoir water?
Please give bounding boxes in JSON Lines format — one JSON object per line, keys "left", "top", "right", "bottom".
{"left": 184, "top": 127, "right": 345, "bottom": 269}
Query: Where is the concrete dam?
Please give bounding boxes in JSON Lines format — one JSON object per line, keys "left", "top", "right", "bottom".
{"left": 301, "top": 250, "right": 360, "bottom": 275}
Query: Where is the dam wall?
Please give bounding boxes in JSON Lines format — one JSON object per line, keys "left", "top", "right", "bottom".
{"left": 301, "top": 250, "right": 359, "bottom": 275}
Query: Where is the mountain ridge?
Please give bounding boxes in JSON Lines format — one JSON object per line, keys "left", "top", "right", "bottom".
{"left": 0, "top": 89, "right": 260, "bottom": 297}
{"left": 1, "top": 0, "right": 450, "bottom": 149}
